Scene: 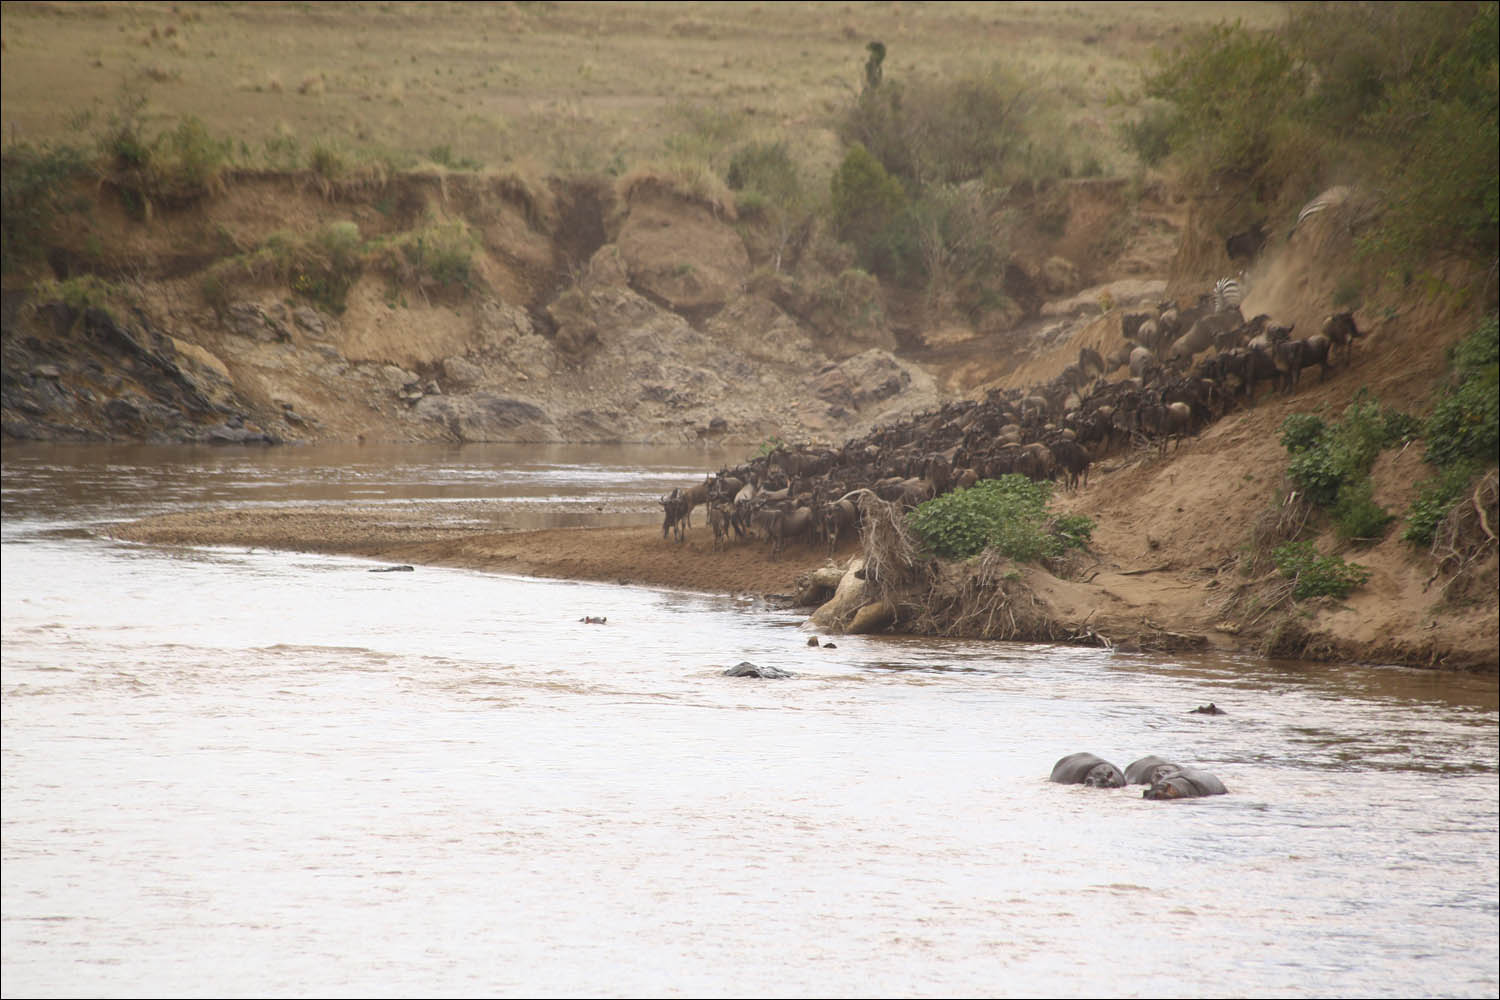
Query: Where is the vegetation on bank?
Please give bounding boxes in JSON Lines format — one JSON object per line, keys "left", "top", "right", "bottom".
{"left": 1279, "top": 394, "right": 1417, "bottom": 542}
{"left": 1403, "top": 314, "right": 1500, "bottom": 547}
{"left": 1262, "top": 312, "right": 1499, "bottom": 606}
{"left": 1126, "top": 3, "right": 1498, "bottom": 269}
{"left": 907, "top": 476, "right": 1093, "bottom": 564}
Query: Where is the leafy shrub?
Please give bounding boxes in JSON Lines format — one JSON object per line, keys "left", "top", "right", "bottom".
{"left": 151, "top": 117, "right": 231, "bottom": 198}
{"left": 841, "top": 65, "right": 1048, "bottom": 188}
{"left": 1282, "top": 395, "right": 1415, "bottom": 507}
{"left": 1423, "top": 314, "right": 1499, "bottom": 468}
{"left": 1330, "top": 479, "right": 1392, "bottom": 542}
{"left": 1133, "top": 22, "right": 1304, "bottom": 184}
{"left": 907, "top": 476, "right": 1094, "bottom": 563}
{"left": 829, "top": 143, "right": 908, "bottom": 273}
{"left": 289, "top": 221, "right": 364, "bottom": 311}
{"left": 1402, "top": 314, "right": 1499, "bottom": 545}
{"left": 31, "top": 274, "right": 124, "bottom": 317}
{"left": 1271, "top": 541, "right": 1371, "bottom": 600}
{"left": 725, "top": 142, "right": 811, "bottom": 272}
{"left": 1, "top": 142, "right": 90, "bottom": 273}
{"left": 1120, "top": 101, "right": 1175, "bottom": 167}
{"left": 1403, "top": 460, "right": 1482, "bottom": 547}
{"left": 801, "top": 268, "right": 885, "bottom": 343}
{"left": 378, "top": 221, "right": 477, "bottom": 292}
{"left": 1278, "top": 413, "right": 1327, "bottom": 454}
{"left": 1131, "top": 5, "right": 1497, "bottom": 267}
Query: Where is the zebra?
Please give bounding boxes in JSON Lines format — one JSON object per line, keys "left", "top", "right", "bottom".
{"left": 1289, "top": 185, "right": 1354, "bottom": 237}
{"left": 1212, "top": 275, "right": 1245, "bottom": 314}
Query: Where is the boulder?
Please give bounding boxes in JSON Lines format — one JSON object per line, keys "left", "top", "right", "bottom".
{"left": 442, "top": 356, "right": 484, "bottom": 386}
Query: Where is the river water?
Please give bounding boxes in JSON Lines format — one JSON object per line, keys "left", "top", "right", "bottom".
{"left": 3, "top": 444, "right": 1497, "bottom": 998}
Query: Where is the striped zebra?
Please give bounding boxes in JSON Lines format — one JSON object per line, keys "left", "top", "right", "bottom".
{"left": 1290, "top": 185, "right": 1354, "bottom": 237}
{"left": 1212, "top": 275, "right": 1244, "bottom": 314}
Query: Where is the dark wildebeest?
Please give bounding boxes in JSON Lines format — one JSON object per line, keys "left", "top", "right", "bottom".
{"left": 1321, "top": 311, "right": 1364, "bottom": 367}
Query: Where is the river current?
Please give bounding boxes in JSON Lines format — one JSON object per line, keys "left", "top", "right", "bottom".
{"left": 2, "top": 444, "right": 1497, "bottom": 998}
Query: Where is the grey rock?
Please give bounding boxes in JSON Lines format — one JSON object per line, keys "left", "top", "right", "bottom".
{"left": 292, "top": 307, "right": 326, "bottom": 335}
{"left": 442, "top": 356, "right": 484, "bottom": 385}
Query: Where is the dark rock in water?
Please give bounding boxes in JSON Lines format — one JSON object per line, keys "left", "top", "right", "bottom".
{"left": 579, "top": 616, "right": 607, "bottom": 625}
{"left": 822, "top": 642, "right": 837, "bottom": 649}
{"left": 1125, "top": 755, "right": 1180, "bottom": 786}
{"left": 807, "top": 636, "right": 820, "bottom": 646}
{"left": 723, "top": 661, "right": 793, "bottom": 679}
{"left": 1191, "top": 703, "right": 1227, "bottom": 715}
{"left": 1050, "top": 752, "right": 1127, "bottom": 788}
{"left": 369, "top": 565, "right": 414, "bottom": 573}
{"left": 1144, "top": 766, "right": 1228, "bottom": 800}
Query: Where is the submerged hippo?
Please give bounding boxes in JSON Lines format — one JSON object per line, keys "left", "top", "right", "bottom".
{"left": 1143, "top": 766, "right": 1228, "bottom": 800}
{"left": 1124, "top": 755, "right": 1180, "bottom": 786}
{"left": 723, "top": 661, "right": 794, "bottom": 679}
{"left": 1050, "top": 752, "right": 1127, "bottom": 788}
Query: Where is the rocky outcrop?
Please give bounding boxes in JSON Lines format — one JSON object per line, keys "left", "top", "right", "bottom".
{"left": 1, "top": 296, "right": 277, "bottom": 444}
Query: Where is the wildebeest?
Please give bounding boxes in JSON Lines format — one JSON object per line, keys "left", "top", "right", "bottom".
{"left": 1225, "top": 221, "right": 1267, "bottom": 262}
{"left": 756, "top": 504, "right": 813, "bottom": 559}
{"left": 660, "top": 489, "right": 689, "bottom": 543}
{"left": 707, "top": 501, "right": 733, "bottom": 551}
{"left": 1320, "top": 311, "right": 1364, "bottom": 366}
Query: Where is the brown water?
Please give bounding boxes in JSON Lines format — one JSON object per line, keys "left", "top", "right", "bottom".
{"left": 3, "top": 444, "right": 1497, "bottom": 998}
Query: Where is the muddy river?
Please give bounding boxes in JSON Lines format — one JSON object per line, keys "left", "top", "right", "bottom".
{"left": 3, "top": 444, "right": 1496, "bottom": 997}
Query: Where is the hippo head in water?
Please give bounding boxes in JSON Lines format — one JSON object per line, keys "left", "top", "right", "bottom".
{"left": 1125, "top": 755, "right": 1180, "bottom": 786}
{"left": 1143, "top": 766, "right": 1228, "bottom": 800}
{"left": 1050, "top": 752, "right": 1127, "bottom": 788}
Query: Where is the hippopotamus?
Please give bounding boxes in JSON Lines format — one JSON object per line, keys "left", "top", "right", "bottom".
{"left": 1191, "top": 703, "right": 1227, "bottom": 715}
{"left": 1143, "top": 766, "right": 1228, "bottom": 800}
{"left": 1050, "top": 753, "right": 1127, "bottom": 788}
{"left": 1124, "top": 755, "right": 1180, "bottom": 786}
{"left": 723, "top": 661, "right": 794, "bottom": 679}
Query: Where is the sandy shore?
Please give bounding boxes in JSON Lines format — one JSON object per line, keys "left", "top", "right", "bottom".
{"left": 109, "top": 502, "right": 852, "bottom": 598}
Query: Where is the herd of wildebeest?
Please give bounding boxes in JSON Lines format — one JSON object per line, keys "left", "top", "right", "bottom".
{"left": 661, "top": 281, "right": 1366, "bottom": 559}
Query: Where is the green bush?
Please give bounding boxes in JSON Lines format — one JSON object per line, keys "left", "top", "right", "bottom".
{"left": 1422, "top": 314, "right": 1499, "bottom": 468}
{"left": 841, "top": 64, "right": 1050, "bottom": 189}
{"left": 1282, "top": 395, "right": 1415, "bottom": 507}
{"left": 1403, "top": 460, "right": 1482, "bottom": 547}
{"left": 1330, "top": 479, "right": 1393, "bottom": 542}
{"left": 1133, "top": 22, "right": 1304, "bottom": 184}
{"left": 1271, "top": 541, "right": 1371, "bottom": 599}
{"left": 152, "top": 116, "right": 231, "bottom": 198}
{"left": 829, "top": 143, "right": 909, "bottom": 273}
{"left": 1401, "top": 313, "right": 1499, "bottom": 545}
{"left": 401, "top": 221, "right": 477, "bottom": 290}
{"left": 1278, "top": 413, "right": 1327, "bottom": 454}
{"left": 726, "top": 141, "right": 812, "bottom": 272}
{"left": 907, "top": 476, "right": 1094, "bottom": 563}
{"left": 1131, "top": 5, "right": 1497, "bottom": 267}
{"left": 289, "top": 221, "right": 364, "bottom": 312}
{"left": 1, "top": 142, "right": 91, "bottom": 273}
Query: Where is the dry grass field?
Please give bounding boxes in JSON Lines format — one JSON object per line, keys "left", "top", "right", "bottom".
{"left": 2, "top": 1, "right": 1286, "bottom": 182}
